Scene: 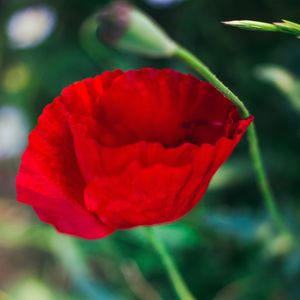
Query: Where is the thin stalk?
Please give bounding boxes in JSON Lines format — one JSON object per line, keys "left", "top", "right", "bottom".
{"left": 145, "top": 227, "right": 196, "bottom": 300}
{"left": 174, "top": 46, "right": 287, "bottom": 234}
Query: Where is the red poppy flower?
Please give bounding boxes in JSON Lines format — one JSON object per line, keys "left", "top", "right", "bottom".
{"left": 16, "top": 68, "right": 253, "bottom": 239}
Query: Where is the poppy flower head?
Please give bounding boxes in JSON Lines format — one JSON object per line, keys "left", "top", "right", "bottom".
{"left": 16, "top": 69, "right": 253, "bottom": 239}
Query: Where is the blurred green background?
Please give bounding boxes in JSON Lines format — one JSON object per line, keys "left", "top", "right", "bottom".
{"left": 1, "top": 0, "right": 300, "bottom": 299}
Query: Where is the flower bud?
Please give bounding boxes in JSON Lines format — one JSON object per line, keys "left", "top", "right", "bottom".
{"left": 96, "top": 0, "right": 177, "bottom": 57}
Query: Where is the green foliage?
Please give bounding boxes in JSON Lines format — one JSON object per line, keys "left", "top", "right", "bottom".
{"left": 224, "top": 19, "right": 300, "bottom": 37}
{"left": 256, "top": 64, "right": 300, "bottom": 113}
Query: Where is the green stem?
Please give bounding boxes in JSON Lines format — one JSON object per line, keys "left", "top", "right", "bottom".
{"left": 175, "top": 46, "right": 249, "bottom": 118}
{"left": 246, "top": 123, "right": 287, "bottom": 233}
{"left": 174, "top": 46, "right": 287, "bottom": 233}
{"left": 145, "top": 227, "right": 196, "bottom": 300}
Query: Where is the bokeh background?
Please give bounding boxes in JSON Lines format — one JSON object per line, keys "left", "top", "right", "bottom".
{"left": 1, "top": 0, "right": 300, "bottom": 299}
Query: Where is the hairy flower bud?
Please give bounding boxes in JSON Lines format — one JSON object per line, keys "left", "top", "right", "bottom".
{"left": 96, "top": 0, "right": 177, "bottom": 57}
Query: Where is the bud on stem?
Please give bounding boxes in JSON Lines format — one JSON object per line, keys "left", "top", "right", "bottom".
{"left": 96, "top": 0, "right": 177, "bottom": 57}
